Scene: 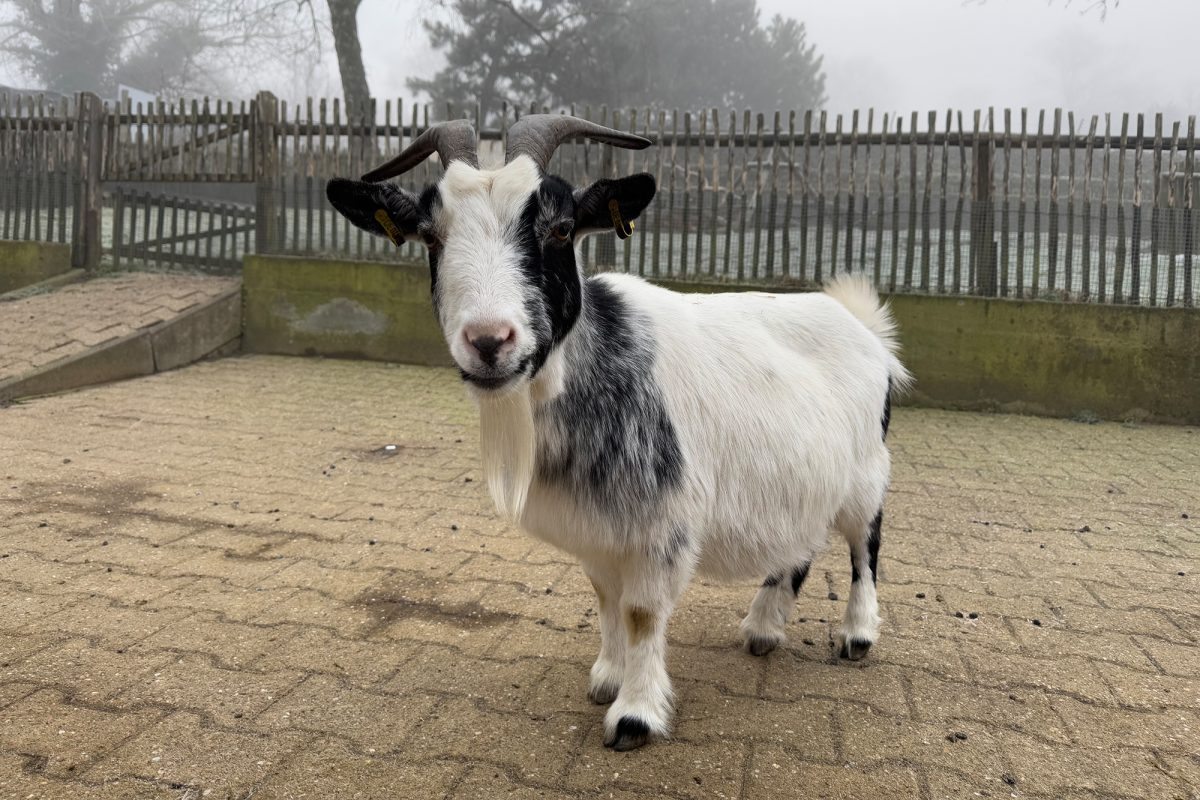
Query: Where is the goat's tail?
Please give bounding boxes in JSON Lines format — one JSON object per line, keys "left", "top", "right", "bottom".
{"left": 823, "top": 274, "right": 914, "bottom": 393}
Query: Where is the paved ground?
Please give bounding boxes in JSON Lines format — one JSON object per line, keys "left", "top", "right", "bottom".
{"left": 0, "top": 273, "right": 238, "bottom": 384}
{"left": 0, "top": 356, "right": 1197, "bottom": 800}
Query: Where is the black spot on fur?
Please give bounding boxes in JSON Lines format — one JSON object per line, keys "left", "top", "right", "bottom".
{"left": 851, "top": 510, "right": 883, "bottom": 585}
{"left": 762, "top": 574, "right": 781, "bottom": 588}
{"left": 790, "top": 562, "right": 811, "bottom": 595}
{"left": 660, "top": 525, "right": 689, "bottom": 569}
{"left": 536, "top": 278, "right": 683, "bottom": 520}
{"left": 605, "top": 716, "right": 651, "bottom": 751}
{"left": 881, "top": 375, "right": 893, "bottom": 441}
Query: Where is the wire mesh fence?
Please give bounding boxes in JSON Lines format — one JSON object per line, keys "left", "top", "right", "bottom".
{"left": 2, "top": 91, "right": 1198, "bottom": 307}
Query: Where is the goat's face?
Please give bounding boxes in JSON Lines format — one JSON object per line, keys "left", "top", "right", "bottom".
{"left": 326, "top": 156, "right": 656, "bottom": 394}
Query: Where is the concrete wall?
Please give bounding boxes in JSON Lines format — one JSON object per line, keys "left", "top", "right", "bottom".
{"left": 242, "top": 255, "right": 1200, "bottom": 424}
{"left": 242, "top": 254, "right": 452, "bottom": 367}
{"left": 0, "top": 240, "right": 72, "bottom": 294}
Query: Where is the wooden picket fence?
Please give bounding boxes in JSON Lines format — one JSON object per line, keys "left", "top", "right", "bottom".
{"left": 2, "top": 91, "right": 1199, "bottom": 307}
{"left": 109, "top": 187, "right": 253, "bottom": 273}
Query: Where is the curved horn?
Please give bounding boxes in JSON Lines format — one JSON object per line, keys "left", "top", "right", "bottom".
{"left": 361, "top": 119, "right": 479, "bottom": 182}
{"left": 505, "top": 114, "right": 652, "bottom": 170}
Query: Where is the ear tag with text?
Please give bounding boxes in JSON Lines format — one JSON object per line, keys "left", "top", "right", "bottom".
{"left": 374, "top": 209, "right": 403, "bottom": 246}
{"left": 608, "top": 199, "right": 635, "bottom": 240}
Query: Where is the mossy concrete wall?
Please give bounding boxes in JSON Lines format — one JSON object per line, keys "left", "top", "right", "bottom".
{"left": 242, "top": 254, "right": 452, "bottom": 367}
{"left": 242, "top": 255, "right": 1200, "bottom": 424}
{"left": 0, "top": 240, "right": 72, "bottom": 293}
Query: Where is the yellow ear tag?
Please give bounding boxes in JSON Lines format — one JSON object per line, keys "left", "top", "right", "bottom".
{"left": 608, "top": 199, "right": 634, "bottom": 240}
{"left": 374, "top": 209, "right": 403, "bottom": 246}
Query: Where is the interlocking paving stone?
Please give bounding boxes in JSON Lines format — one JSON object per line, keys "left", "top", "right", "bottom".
{"left": 0, "top": 271, "right": 237, "bottom": 384}
{"left": 0, "top": 355, "right": 1197, "bottom": 798}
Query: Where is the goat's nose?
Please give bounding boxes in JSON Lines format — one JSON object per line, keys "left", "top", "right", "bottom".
{"left": 464, "top": 323, "right": 515, "bottom": 366}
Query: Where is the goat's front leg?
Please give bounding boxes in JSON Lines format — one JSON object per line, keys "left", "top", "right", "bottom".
{"left": 581, "top": 560, "right": 625, "bottom": 704}
{"left": 603, "top": 549, "right": 692, "bottom": 751}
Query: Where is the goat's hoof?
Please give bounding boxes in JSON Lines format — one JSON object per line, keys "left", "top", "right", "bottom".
{"left": 745, "top": 635, "right": 782, "bottom": 657}
{"left": 604, "top": 716, "right": 651, "bottom": 751}
{"left": 588, "top": 681, "right": 620, "bottom": 705}
{"left": 838, "top": 637, "right": 873, "bottom": 661}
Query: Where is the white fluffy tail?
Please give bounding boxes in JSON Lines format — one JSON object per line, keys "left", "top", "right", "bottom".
{"left": 824, "top": 274, "right": 914, "bottom": 392}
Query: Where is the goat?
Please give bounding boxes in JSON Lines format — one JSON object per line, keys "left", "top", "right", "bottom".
{"left": 326, "top": 116, "right": 911, "bottom": 751}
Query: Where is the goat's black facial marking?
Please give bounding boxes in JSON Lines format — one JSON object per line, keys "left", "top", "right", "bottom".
{"left": 791, "top": 562, "right": 811, "bottom": 595}
{"left": 762, "top": 574, "right": 781, "bottom": 588}
{"left": 535, "top": 278, "right": 683, "bottom": 522}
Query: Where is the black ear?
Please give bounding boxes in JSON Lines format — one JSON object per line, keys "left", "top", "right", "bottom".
{"left": 325, "top": 178, "right": 422, "bottom": 245}
{"left": 573, "top": 173, "right": 656, "bottom": 236}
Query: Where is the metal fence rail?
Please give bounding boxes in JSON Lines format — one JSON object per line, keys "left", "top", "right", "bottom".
{"left": 2, "top": 91, "right": 1199, "bottom": 307}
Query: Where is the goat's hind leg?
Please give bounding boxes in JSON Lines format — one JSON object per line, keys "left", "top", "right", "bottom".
{"left": 836, "top": 508, "right": 883, "bottom": 660}
{"left": 740, "top": 563, "right": 811, "bottom": 656}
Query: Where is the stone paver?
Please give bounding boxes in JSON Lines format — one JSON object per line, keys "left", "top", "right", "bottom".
{"left": 0, "top": 355, "right": 1197, "bottom": 799}
{"left": 0, "top": 272, "right": 238, "bottom": 384}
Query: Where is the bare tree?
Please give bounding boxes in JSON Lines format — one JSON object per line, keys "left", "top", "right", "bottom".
{"left": 0, "top": 0, "right": 319, "bottom": 97}
{"left": 326, "top": 0, "right": 370, "bottom": 118}
{"left": 966, "top": 0, "right": 1119, "bottom": 19}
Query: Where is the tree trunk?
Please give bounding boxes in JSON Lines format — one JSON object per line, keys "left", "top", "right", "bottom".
{"left": 328, "top": 0, "right": 371, "bottom": 120}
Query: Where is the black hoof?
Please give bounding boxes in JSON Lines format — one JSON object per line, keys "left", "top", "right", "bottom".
{"left": 839, "top": 638, "right": 873, "bottom": 661}
{"left": 588, "top": 682, "right": 620, "bottom": 705}
{"left": 745, "top": 636, "right": 781, "bottom": 657}
{"left": 604, "top": 716, "right": 651, "bottom": 751}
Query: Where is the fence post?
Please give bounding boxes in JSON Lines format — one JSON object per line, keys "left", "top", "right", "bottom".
{"left": 74, "top": 92, "right": 104, "bottom": 270}
{"left": 254, "top": 91, "right": 281, "bottom": 253}
{"left": 971, "top": 137, "right": 998, "bottom": 296}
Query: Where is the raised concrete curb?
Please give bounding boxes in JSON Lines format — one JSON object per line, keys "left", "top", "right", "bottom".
{"left": 0, "top": 268, "right": 87, "bottom": 302}
{"left": 0, "top": 286, "right": 240, "bottom": 402}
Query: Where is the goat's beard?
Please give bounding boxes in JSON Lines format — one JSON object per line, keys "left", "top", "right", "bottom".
{"left": 477, "top": 384, "right": 535, "bottom": 524}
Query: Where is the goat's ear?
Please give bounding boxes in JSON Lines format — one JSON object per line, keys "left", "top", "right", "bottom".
{"left": 325, "top": 178, "right": 422, "bottom": 245}
{"left": 573, "top": 173, "right": 656, "bottom": 237}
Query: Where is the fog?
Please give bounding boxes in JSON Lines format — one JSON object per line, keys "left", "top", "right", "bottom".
{"left": 3, "top": 0, "right": 1197, "bottom": 120}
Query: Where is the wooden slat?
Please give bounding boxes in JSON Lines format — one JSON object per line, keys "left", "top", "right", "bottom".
{"left": 708, "top": 108, "right": 721, "bottom": 278}
{"left": 830, "top": 113, "right": 843, "bottom": 276}
{"left": 767, "top": 110, "right": 781, "bottom": 279}
{"left": 799, "top": 110, "right": 812, "bottom": 283}
{"left": 1149, "top": 113, "right": 1163, "bottom": 305}
{"left": 1065, "top": 112, "right": 1077, "bottom": 293}
{"left": 845, "top": 110, "right": 859, "bottom": 276}
{"left": 1130, "top": 114, "right": 1145, "bottom": 303}
{"left": 679, "top": 111, "right": 690, "bottom": 277}
{"left": 1047, "top": 109, "right": 1062, "bottom": 293}
{"left": 814, "top": 110, "right": 827, "bottom": 284}
{"left": 952, "top": 111, "right": 966, "bottom": 294}
{"left": 1081, "top": 114, "right": 1098, "bottom": 300}
{"left": 1186, "top": 116, "right": 1196, "bottom": 306}
{"left": 859, "top": 109, "right": 873, "bottom": 275}
{"left": 875, "top": 112, "right": 889, "bottom": 288}
{"left": 905, "top": 111, "right": 918, "bottom": 288}
{"left": 921, "top": 110, "right": 935, "bottom": 289}
{"left": 1000, "top": 109, "right": 1013, "bottom": 297}
{"left": 1165, "top": 119, "right": 1181, "bottom": 305}
{"left": 1017, "top": 109, "right": 1029, "bottom": 298}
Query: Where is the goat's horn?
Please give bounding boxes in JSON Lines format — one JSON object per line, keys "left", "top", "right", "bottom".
{"left": 361, "top": 119, "right": 479, "bottom": 182}
{"left": 505, "top": 114, "right": 652, "bottom": 170}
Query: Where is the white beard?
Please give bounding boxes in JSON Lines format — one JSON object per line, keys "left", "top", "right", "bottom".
{"left": 477, "top": 385, "right": 536, "bottom": 523}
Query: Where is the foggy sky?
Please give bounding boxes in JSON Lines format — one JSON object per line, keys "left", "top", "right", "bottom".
{"left": 4, "top": 0, "right": 1198, "bottom": 121}
{"left": 343, "top": 0, "right": 1200, "bottom": 122}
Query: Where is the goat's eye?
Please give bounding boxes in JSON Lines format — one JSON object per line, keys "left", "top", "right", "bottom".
{"left": 420, "top": 231, "right": 440, "bottom": 249}
{"left": 550, "top": 221, "right": 573, "bottom": 242}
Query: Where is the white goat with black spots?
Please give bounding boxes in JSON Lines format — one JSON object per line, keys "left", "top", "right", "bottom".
{"left": 326, "top": 116, "right": 911, "bottom": 751}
